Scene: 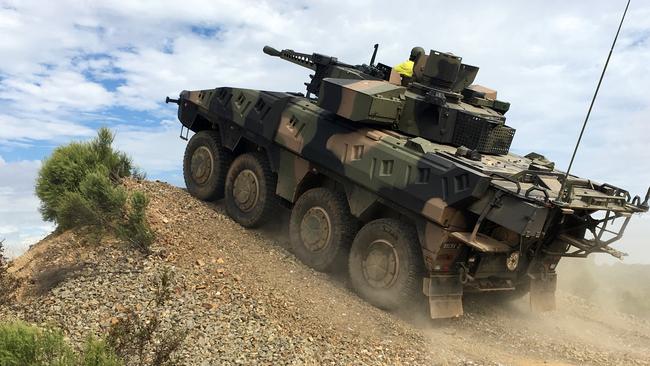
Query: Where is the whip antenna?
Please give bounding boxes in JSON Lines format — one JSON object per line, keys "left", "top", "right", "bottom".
{"left": 558, "top": 0, "right": 630, "bottom": 202}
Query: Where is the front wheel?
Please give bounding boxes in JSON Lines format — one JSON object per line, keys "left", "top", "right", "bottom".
{"left": 224, "top": 152, "right": 277, "bottom": 228}
{"left": 348, "top": 218, "right": 425, "bottom": 311}
{"left": 183, "top": 130, "right": 232, "bottom": 201}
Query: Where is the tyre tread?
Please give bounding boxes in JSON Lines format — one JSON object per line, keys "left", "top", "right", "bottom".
{"left": 349, "top": 218, "right": 425, "bottom": 311}
{"left": 289, "top": 188, "right": 357, "bottom": 272}
{"left": 183, "top": 130, "right": 232, "bottom": 201}
{"left": 224, "top": 152, "right": 277, "bottom": 228}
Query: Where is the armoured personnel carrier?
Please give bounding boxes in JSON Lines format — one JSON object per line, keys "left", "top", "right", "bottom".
{"left": 167, "top": 45, "right": 648, "bottom": 318}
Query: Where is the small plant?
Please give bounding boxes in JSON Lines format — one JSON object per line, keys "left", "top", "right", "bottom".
{"left": 0, "top": 321, "right": 121, "bottom": 366}
{"left": 80, "top": 338, "right": 122, "bottom": 366}
{"left": 117, "top": 192, "right": 155, "bottom": 254}
{"left": 35, "top": 128, "right": 155, "bottom": 253}
{"left": 0, "top": 321, "right": 75, "bottom": 366}
{"left": 131, "top": 167, "right": 147, "bottom": 181}
{"left": 0, "top": 272, "right": 185, "bottom": 366}
{"left": 106, "top": 269, "right": 187, "bottom": 366}
{"left": 153, "top": 267, "right": 173, "bottom": 307}
{"left": 0, "top": 239, "right": 19, "bottom": 305}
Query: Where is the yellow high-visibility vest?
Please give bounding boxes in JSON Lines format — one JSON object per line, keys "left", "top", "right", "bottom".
{"left": 393, "top": 60, "right": 414, "bottom": 77}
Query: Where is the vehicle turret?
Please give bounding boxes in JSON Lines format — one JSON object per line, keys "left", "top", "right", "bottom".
{"left": 264, "top": 45, "right": 515, "bottom": 155}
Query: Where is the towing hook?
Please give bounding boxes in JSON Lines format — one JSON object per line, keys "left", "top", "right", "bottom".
{"left": 458, "top": 266, "right": 474, "bottom": 284}
{"left": 165, "top": 96, "right": 180, "bottom": 104}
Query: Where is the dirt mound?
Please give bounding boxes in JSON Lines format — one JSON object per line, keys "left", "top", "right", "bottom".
{"left": 3, "top": 180, "right": 649, "bottom": 365}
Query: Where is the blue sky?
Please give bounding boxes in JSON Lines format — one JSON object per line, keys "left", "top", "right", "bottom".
{"left": 0, "top": 0, "right": 648, "bottom": 262}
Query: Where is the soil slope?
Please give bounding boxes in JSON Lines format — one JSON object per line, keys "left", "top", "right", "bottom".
{"left": 3, "top": 180, "right": 649, "bottom": 365}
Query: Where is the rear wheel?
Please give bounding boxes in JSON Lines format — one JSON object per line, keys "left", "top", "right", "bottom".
{"left": 183, "top": 130, "right": 232, "bottom": 201}
{"left": 349, "top": 218, "right": 425, "bottom": 311}
{"left": 289, "top": 188, "right": 357, "bottom": 272}
{"left": 224, "top": 152, "right": 277, "bottom": 228}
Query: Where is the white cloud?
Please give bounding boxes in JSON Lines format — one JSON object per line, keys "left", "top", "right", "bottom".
{"left": 0, "top": 225, "right": 18, "bottom": 235}
{"left": 0, "top": 69, "right": 114, "bottom": 112}
{"left": 0, "top": 0, "right": 648, "bottom": 262}
{"left": 112, "top": 120, "right": 187, "bottom": 175}
{"left": 0, "top": 114, "right": 94, "bottom": 143}
{"left": 0, "top": 157, "right": 53, "bottom": 258}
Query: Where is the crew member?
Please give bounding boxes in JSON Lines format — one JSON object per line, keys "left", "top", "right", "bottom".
{"left": 393, "top": 47, "right": 425, "bottom": 78}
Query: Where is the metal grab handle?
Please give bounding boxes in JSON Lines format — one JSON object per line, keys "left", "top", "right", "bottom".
{"left": 525, "top": 186, "right": 550, "bottom": 202}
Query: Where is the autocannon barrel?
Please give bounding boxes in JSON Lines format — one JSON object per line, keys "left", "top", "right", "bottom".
{"left": 263, "top": 45, "right": 281, "bottom": 57}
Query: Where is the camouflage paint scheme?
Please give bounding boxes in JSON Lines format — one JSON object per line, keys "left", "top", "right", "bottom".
{"left": 170, "top": 46, "right": 649, "bottom": 318}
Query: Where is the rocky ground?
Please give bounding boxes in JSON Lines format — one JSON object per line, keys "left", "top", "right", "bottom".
{"left": 2, "top": 180, "right": 649, "bottom": 365}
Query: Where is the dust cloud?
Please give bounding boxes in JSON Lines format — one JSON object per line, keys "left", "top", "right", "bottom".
{"left": 557, "top": 256, "right": 650, "bottom": 319}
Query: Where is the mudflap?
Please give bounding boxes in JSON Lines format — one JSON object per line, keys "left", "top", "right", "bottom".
{"left": 530, "top": 272, "right": 557, "bottom": 312}
{"left": 423, "top": 275, "right": 463, "bottom": 319}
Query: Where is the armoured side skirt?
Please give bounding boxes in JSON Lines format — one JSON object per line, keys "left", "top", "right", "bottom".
{"left": 423, "top": 275, "right": 463, "bottom": 318}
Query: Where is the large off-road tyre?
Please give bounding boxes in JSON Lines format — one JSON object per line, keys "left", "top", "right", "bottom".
{"left": 183, "top": 130, "right": 232, "bottom": 201}
{"left": 349, "top": 218, "right": 425, "bottom": 311}
{"left": 224, "top": 152, "right": 277, "bottom": 228}
{"left": 289, "top": 188, "right": 358, "bottom": 272}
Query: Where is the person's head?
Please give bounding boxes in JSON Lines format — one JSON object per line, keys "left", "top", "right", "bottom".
{"left": 409, "top": 47, "right": 425, "bottom": 61}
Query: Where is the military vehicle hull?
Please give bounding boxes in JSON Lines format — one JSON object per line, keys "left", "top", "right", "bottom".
{"left": 170, "top": 46, "right": 647, "bottom": 319}
{"left": 171, "top": 85, "right": 647, "bottom": 319}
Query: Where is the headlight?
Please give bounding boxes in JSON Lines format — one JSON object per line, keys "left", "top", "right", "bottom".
{"left": 506, "top": 251, "right": 520, "bottom": 271}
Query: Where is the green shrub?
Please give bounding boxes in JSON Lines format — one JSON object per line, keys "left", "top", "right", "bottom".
{"left": 35, "top": 128, "right": 155, "bottom": 253}
{"left": 0, "top": 272, "right": 185, "bottom": 366}
{"left": 57, "top": 170, "right": 127, "bottom": 231}
{"left": 0, "top": 322, "right": 122, "bottom": 366}
{"left": 0, "top": 322, "right": 75, "bottom": 366}
{"left": 36, "top": 128, "right": 132, "bottom": 223}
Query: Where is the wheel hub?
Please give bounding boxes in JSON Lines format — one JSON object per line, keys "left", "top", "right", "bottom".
{"left": 232, "top": 169, "right": 259, "bottom": 212}
{"left": 300, "top": 207, "right": 332, "bottom": 252}
{"left": 362, "top": 239, "right": 399, "bottom": 288}
{"left": 190, "top": 146, "right": 214, "bottom": 185}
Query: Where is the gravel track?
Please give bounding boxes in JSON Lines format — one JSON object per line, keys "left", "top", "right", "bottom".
{"left": 3, "top": 180, "right": 649, "bottom": 365}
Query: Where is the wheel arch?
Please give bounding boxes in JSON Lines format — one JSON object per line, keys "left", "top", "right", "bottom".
{"left": 292, "top": 170, "right": 415, "bottom": 227}
{"left": 188, "top": 114, "right": 213, "bottom": 133}
{"left": 210, "top": 121, "right": 281, "bottom": 175}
